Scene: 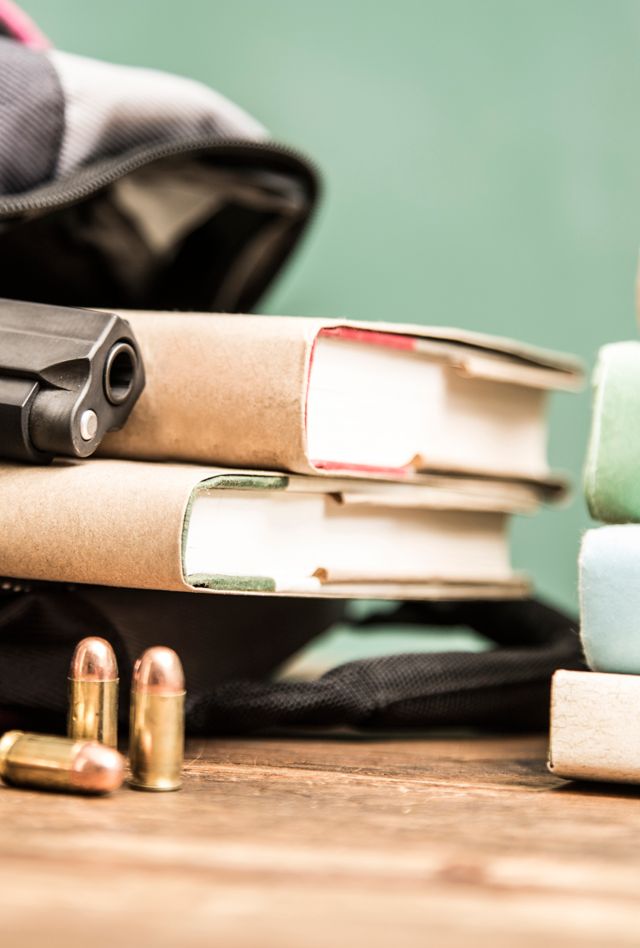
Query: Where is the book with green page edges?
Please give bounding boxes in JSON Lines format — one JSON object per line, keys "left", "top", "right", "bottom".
{"left": 585, "top": 341, "right": 640, "bottom": 523}
{"left": 0, "top": 459, "right": 530, "bottom": 599}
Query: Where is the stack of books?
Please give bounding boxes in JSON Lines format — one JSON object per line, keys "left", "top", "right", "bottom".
{"left": 0, "top": 312, "right": 581, "bottom": 604}
{"left": 549, "top": 340, "right": 640, "bottom": 782}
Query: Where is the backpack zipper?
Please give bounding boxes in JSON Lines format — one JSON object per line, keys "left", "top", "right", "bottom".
{"left": 0, "top": 138, "right": 320, "bottom": 218}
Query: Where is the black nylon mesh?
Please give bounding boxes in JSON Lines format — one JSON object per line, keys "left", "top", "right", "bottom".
{"left": 186, "top": 599, "right": 585, "bottom": 733}
{"left": 0, "top": 582, "right": 342, "bottom": 733}
{"left": 0, "top": 586, "right": 580, "bottom": 735}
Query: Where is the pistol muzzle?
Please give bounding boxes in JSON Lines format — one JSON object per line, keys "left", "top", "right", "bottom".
{"left": 0, "top": 298, "right": 145, "bottom": 462}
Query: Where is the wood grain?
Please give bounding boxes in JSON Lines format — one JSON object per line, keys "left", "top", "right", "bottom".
{"left": 1, "top": 733, "right": 640, "bottom": 947}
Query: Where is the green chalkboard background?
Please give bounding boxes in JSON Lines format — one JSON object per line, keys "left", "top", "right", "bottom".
{"left": 22, "top": 0, "right": 640, "bottom": 615}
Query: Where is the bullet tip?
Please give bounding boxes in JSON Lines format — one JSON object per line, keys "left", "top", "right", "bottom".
{"left": 70, "top": 742, "right": 125, "bottom": 794}
{"left": 132, "top": 646, "right": 185, "bottom": 694}
{"left": 70, "top": 637, "right": 118, "bottom": 682}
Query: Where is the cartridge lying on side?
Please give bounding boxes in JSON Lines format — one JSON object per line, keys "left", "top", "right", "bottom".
{"left": 68, "top": 637, "right": 119, "bottom": 747}
{"left": 129, "top": 647, "right": 185, "bottom": 792}
{"left": 0, "top": 731, "right": 124, "bottom": 794}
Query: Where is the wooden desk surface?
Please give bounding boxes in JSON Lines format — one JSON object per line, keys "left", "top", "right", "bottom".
{"left": 1, "top": 732, "right": 639, "bottom": 947}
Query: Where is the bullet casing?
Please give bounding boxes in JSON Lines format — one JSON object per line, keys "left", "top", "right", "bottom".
{"left": 68, "top": 637, "right": 119, "bottom": 748}
{"left": 68, "top": 678, "right": 118, "bottom": 747}
{"left": 0, "top": 730, "right": 124, "bottom": 794}
{"left": 129, "top": 690, "right": 185, "bottom": 792}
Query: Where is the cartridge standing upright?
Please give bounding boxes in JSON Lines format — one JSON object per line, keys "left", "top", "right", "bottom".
{"left": 129, "top": 647, "right": 185, "bottom": 791}
{"left": 68, "top": 637, "right": 119, "bottom": 748}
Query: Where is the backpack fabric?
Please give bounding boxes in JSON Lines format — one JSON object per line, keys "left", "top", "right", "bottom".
{"left": 0, "top": 583, "right": 583, "bottom": 735}
{"left": 0, "top": 20, "right": 318, "bottom": 312}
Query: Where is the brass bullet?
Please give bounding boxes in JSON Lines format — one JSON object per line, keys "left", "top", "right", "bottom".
{"left": 68, "top": 637, "right": 118, "bottom": 747}
{"left": 0, "top": 730, "right": 124, "bottom": 794}
{"left": 129, "top": 647, "right": 185, "bottom": 792}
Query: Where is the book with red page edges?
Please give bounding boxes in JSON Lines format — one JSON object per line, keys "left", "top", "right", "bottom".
{"left": 100, "top": 311, "right": 582, "bottom": 502}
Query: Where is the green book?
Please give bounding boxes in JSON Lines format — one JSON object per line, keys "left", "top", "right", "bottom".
{"left": 585, "top": 341, "right": 640, "bottom": 522}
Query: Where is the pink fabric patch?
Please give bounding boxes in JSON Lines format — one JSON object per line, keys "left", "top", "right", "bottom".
{"left": 0, "top": 0, "right": 50, "bottom": 48}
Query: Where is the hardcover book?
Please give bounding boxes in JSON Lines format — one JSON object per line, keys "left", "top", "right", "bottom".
{"left": 549, "top": 670, "right": 640, "bottom": 784}
{"left": 100, "top": 312, "right": 582, "bottom": 490}
{"left": 584, "top": 341, "right": 640, "bottom": 523}
{"left": 579, "top": 525, "right": 640, "bottom": 673}
{"left": 0, "top": 459, "right": 528, "bottom": 599}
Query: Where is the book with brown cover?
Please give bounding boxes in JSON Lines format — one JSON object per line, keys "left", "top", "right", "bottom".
{"left": 99, "top": 312, "right": 582, "bottom": 492}
{"left": 0, "top": 459, "right": 528, "bottom": 599}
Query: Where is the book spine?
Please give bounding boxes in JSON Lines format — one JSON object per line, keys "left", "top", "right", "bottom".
{"left": 549, "top": 670, "right": 640, "bottom": 783}
{"left": 579, "top": 526, "right": 640, "bottom": 673}
{"left": 101, "top": 313, "right": 315, "bottom": 474}
{"left": 584, "top": 342, "right": 640, "bottom": 523}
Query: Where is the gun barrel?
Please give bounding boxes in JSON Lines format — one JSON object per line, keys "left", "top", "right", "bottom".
{"left": 0, "top": 299, "right": 145, "bottom": 462}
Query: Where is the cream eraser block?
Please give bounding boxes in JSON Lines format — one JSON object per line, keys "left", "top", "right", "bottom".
{"left": 549, "top": 669, "right": 640, "bottom": 783}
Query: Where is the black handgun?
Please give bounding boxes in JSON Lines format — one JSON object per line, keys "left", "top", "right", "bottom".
{"left": 0, "top": 298, "right": 145, "bottom": 463}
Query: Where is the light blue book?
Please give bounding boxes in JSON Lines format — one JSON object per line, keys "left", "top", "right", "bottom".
{"left": 580, "top": 526, "right": 640, "bottom": 672}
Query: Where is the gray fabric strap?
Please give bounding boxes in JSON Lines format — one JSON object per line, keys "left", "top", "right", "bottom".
{"left": 0, "top": 36, "right": 63, "bottom": 195}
